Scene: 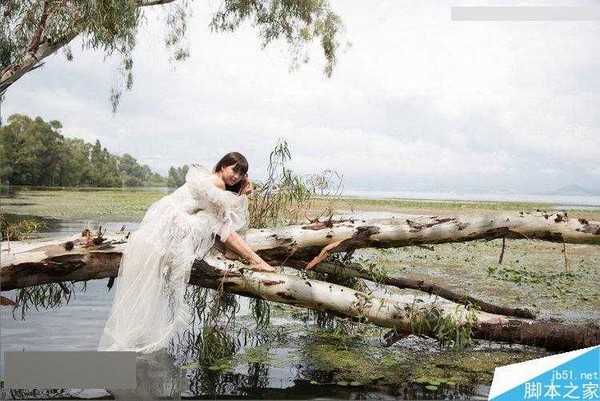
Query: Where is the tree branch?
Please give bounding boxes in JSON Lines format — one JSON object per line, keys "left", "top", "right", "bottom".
{"left": 1, "top": 0, "right": 179, "bottom": 94}
{"left": 1, "top": 31, "right": 79, "bottom": 94}
{"left": 28, "top": 0, "right": 51, "bottom": 54}
{"left": 137, "top": 0, "right": 177, "bottom": 7}
{"left": 292, "top": 260, "right": 536, "bottom": 319}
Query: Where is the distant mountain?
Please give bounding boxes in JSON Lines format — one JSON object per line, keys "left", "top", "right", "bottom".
{"left": 548, "top": 184, "right": 599, "bottom": 196}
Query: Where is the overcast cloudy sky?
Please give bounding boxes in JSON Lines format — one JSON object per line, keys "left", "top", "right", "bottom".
{"left": 3, "top": 0, "right": 600, "bottom": 195}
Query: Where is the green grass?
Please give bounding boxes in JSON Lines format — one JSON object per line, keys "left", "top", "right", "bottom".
{"left": 1, "top": 187, "right": 166, "bottom": 221}
{"left": 358, "top": 238, "right": 600, "bottom": 320}
{"left": 3, "top": 186, "right": 599, "bottom": 223}
{"left": 311, "top": 196, "right": 600, "bottom": 220}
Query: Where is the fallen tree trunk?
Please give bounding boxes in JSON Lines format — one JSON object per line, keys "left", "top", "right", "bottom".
{"left": 0, "top": 232, "right": 535, "bottom": 318}
{"left": 250, "top": 211, "right": 600, "bottom": 266}
{"left": 3, "top": 210, "right": 598, "bottom": 309}
{"left": 192, "top": 256, "right": 600, "bottom": 351}
{"left": 1, "top": 234, "right": 599, "bottom": 351}
{"left": 303, "top": 261, "right": 536, "bottom": 319}
{"left": 2, "top": 211, "right": 599, "bottom": 351}
{"left": 3, "top": 210, "right": 598, "bottom": 270}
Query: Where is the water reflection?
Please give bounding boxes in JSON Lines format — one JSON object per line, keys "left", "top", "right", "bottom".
{"left": 111, "top": 348, "right": 187, "bottom": 400}
{"left": 0, "top": 316, "right": 499, "bottom": 400}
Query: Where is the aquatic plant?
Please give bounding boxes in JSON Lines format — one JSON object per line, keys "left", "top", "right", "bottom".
{"left": 1, "top": 214, "right": 45, "bottom": 241}
{"left": 405, "top": 300, "right": 479, "bottom": 351}
{"left": 248, "top": 138, "right": 313, "bottom": 229}
{"left": 11, "top": 281, "right": 87, "bottom": 320}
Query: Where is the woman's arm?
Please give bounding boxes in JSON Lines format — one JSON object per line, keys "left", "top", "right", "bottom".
{"left": 222, "top": 231, "right": 276, "bottom": 272}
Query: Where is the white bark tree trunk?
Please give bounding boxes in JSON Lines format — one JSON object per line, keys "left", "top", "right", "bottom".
{"left": 0, "top": 223, "right": 600, "bottom": 350}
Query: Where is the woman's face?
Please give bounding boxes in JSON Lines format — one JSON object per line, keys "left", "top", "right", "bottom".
{"left": 220, "top": 164, "right": 244, "bottom": 186}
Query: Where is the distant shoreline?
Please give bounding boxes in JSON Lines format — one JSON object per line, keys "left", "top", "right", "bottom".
{"left": 2, "top": 187, "right": 599, "bottom": 225}
{"left": 3, "top": 184, "right": 599, "bottom": 207}
{"left": 338, "top": 190, "right": 600, "bottom": 208}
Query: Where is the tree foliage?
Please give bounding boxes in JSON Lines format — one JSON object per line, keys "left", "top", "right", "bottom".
{"left": 0, "top": 0, "right": 343, "bottom": 110}
{"left": 166, "top": 164, "right": 189, "bottom": 188}
{"left": 0, "top": 113, "right": 166, "bottom": 187}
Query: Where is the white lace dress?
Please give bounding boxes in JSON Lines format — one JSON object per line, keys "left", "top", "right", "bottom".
{"left": 97, "top": 164, "right": 249, "bottom": 354}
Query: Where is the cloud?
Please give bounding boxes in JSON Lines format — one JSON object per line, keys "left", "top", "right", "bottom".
{"left": 3, "top": 0, "right": 599, "bottom": 194}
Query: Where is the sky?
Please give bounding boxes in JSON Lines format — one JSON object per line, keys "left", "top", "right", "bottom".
{"left": 3, "top": 0, "right": 600, "bottom": 194}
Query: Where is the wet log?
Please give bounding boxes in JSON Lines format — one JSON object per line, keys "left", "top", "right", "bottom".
{"left": 0, "top": 229, "right": 535, "bottom": 319}
{"left": 3, "top": 210, "right": 598, "bottom": 270}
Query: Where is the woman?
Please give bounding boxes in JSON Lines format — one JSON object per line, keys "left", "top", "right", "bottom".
{"left": 97, "top": 152, "right": 276, "bottom": 354}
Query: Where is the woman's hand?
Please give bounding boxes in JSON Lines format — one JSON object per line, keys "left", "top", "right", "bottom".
{"left": 239, "top": 177, "right": 253, "bottom": 195}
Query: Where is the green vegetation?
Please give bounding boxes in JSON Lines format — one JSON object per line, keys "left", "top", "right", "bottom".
{"left": 406, "top": 303, "right": 480, "bottom": 351}
{"left": 0, "top": 213, "right": 46, "bottom": 241}
{"left": 289, "top": 326, "right": 547, "bottom": 389}
{"left": 249, "top": 139, "right": 315, "bottom": 229}
{"left": 1, "top": 0, "right": 342, "bottom": 108}
{"left": 363, "top": 238, "right": 600, "bottom": 319}
{"left": 167, "top": 165, "right": 189, "bottom": 188}
{"left": 486, "top": 264, "right": 598, "bottom": 301}
{"left": 411, "top": 350, "right": 546, "bottom": 389}
{"left": 0, "top": 114, "right": 166, "bottom": 187}
{"left": 11, "top": 281, "right": 87, "bottom": 320}
{"left": 311, "top": 196, "right": 600, "bottom": 219}
{"left": 1, "top": 187, "right": 165, "bottom": 221}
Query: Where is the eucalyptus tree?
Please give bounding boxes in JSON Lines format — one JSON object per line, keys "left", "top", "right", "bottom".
{"left": 0, "top": 0, "right": 343, "bottom": 109}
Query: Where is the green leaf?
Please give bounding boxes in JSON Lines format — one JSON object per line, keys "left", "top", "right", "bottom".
{"left": 180, "top": 362, "right": 199, "bottom": 369}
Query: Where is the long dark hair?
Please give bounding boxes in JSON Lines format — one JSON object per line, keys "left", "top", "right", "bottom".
{"left": 213, "top": 152, "right": 249, "bottom": 194}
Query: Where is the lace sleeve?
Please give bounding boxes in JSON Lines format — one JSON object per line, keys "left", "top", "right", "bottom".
{"left": 185, "top": 164, "right": 249, "bottom": 241}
